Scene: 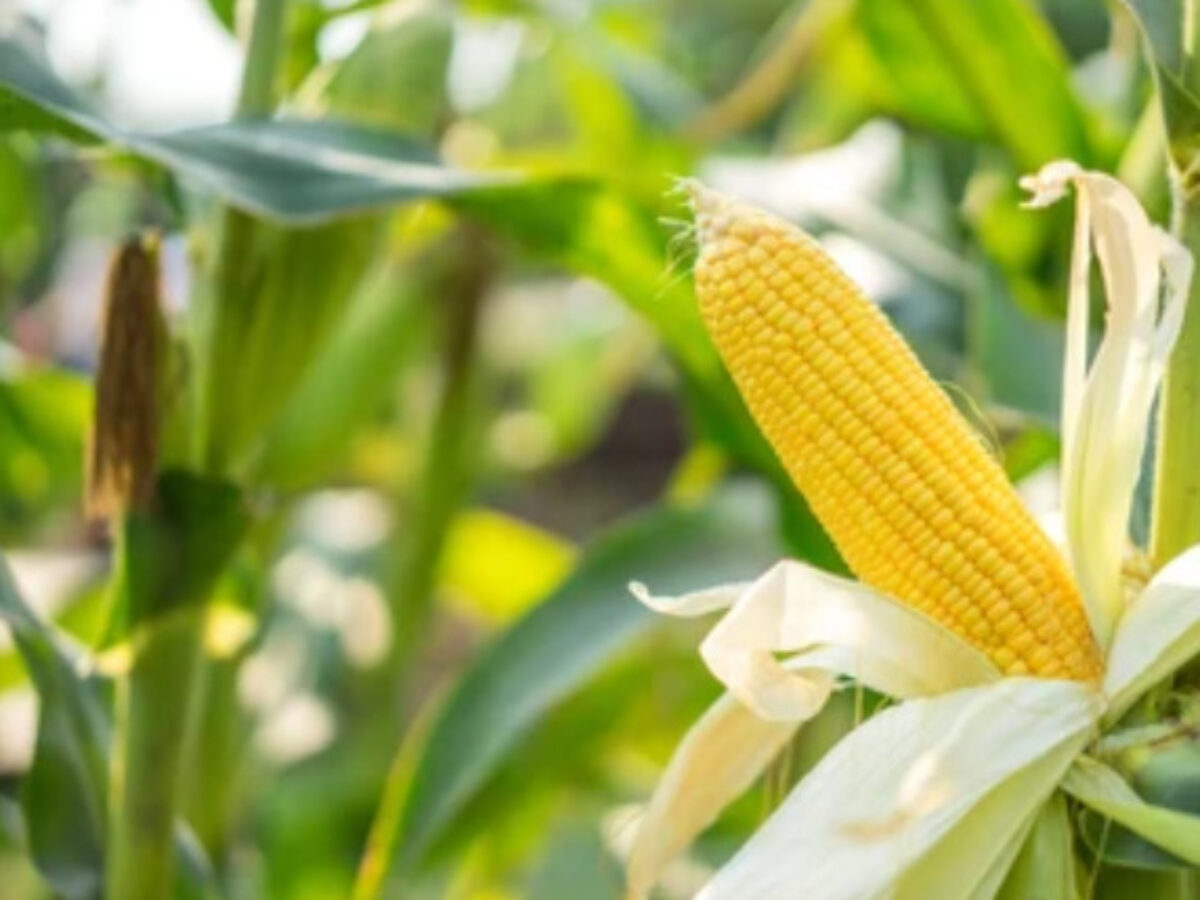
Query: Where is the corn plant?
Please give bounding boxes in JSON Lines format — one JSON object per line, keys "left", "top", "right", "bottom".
{"left": 0, "top": 0, "right": 1199, "bottom": 898}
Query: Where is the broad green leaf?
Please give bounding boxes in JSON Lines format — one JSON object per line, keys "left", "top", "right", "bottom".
{"left": 142, "top": 121, "right": 505, "bottom": 222}
{"left": 374, "top": 484, "right": 784, "bottom": 876}
{"left": 1118, "top": 0, "right": 1185, "bottom": 76}
{"left": 856, "top": 0, "right": 987, "bottom": 139}
{"left": 0, "top": 26, "right": 109, "bottom": 141}
{"left": 865, "top": 0, "right": 1093, "bottom": 169}
{"left": 1122, "top": 1, "right": 1191, "bottom": 84}
{"left": 0, "top": 30, "right": 507, "bottom": 223}
{"left": 0, "top": 558, "right": 107, "bottom": 900}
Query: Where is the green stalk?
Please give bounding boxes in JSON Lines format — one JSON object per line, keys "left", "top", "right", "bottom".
{"left": 236, "top": 0, "right": 288, "bottom": 118}
{"left": 106, "top": 612, "right": 203, "bottom": 899}
{"left": 104, "top": 475, "right": 248, "bottom": 899}
{"left": 1152, "top": 189, "right": 1200, "bottom": 566}
{"left": 179, "top": 657, "right": 247, "bottom": 858}
{"left": 192, "top": 0, "right": 289, "bottom": 471}
{"left": 109, "top": 3, "right": 285, "bottom": 893}
{"left": 389, "top": 228, "right": 495, "bottom": 667}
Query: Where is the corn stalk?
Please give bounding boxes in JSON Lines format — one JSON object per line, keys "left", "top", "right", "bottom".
{"left": 105, "top": 1, "right": 289, "bottom": 896}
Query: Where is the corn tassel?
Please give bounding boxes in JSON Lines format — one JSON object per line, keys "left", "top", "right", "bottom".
{"left": 689, "top": 185, "right": 1101, "bottom": 681}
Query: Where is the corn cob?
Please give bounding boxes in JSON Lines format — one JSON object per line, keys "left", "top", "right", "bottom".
{"left": 689, "top": 185, "right": 1101, "bottom": 681}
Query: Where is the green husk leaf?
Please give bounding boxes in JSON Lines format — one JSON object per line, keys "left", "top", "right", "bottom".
{"left": 997, "top": 793, "right": 1079, "bottom": 899}
{"left": 1065, "top": 756, "right": 1200, "bottom": 867}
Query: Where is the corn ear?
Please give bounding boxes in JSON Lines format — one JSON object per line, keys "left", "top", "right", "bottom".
{"left": 86, "top": 235, "right": 166, "bottom": 520}
{"left": 688, "top": 185, "right": 1100, "bottom": 681}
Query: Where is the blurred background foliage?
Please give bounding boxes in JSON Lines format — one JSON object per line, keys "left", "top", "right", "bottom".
{"left": 0, "top": 0, "right": 1189, "bottom": 897}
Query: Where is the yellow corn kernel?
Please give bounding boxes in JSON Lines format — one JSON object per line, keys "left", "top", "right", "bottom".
{"left": 689, "top": 185, "right": 1101, "bottom": 681}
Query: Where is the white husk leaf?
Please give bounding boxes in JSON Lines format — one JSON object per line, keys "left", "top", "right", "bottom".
{"left": 1104, "top": 543, "right": 1200, "bottom": 722}
{"left": 1021, "top": 161, "right": 1192, "bottom": 649}
{"left": 624, "top": 691, "right": 801, "bottom": 900}
{"left": 629, "top": 580, "right": 747, "bottom": 618}
{"left": 1063, "top": 756, "right": 1200, "bottom": 865}
{"left": 697, "top": 679, "right": 1100, "bottom": 899}
{"left": 606, "top": 806, "right": 713, "bottom": 900}
{"left": 625, "top": 561, "right": 1001, "bottom": 893}
{"left": 694, "top": 561, "right": 999, "bottom": 720}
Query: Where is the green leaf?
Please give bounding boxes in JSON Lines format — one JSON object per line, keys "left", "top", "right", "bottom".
{"left": 371, "top": 484, "right": 784, "bottom": 877}
{"left": 864, "top": 0, "right": 1093, "bottom": 169}
{"left": 1123, "top": 0, "right": 1200, "bottom": 172}
{"left": 970, "top": 265, "right": 1064, "bottom": 426}
{"left": 194, "top": 214, "right": 386, "bottom": 473}
{"left": 0, "top": 559, "right": 217, "bottom": 900}
{"left": 113, "top": 472, "right": 249, "bottom": 633}
{"left": 142, "top": 120, "right": 505, "bottom": 222}
{"left": 997, "top": 793, "right": 1078, "bottom": 900}
{"left": 1123, "top": 0, "right": 1190, "bottom": 83}
{"left": 856, "top": 0, "right": 988, "bottom": 139}
{"left": 0, "top": 367, "right": 91, "bottom": 539}
{"left": 253, "top": 257, "right": 432, "bottom": 487}
{"left": 0, "top": 26, "right": 109, "bottom": 141}
{"left": 1065, "top": 756, "right": 1200, "bottom": 868}
{"left": 0, "top": 558, "right": 108, "bottom": 900}
{"left": 1093, "top": 866, "right": 1200, "bottom": 899}
{"left": 1081, "top": 736, "right": 1200, "bottom": 870}
{"left": 0, "top": 29, "right": 506, "bottom": 223}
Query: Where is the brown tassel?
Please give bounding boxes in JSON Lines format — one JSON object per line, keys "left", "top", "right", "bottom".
{"left": 86, "top": 234, "right": 165, "bottom": 520}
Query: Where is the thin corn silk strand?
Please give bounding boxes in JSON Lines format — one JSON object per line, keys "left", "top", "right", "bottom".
{"left": 696, "top": 679, "right": 1100, "bottom": 900}
{"left": 1021, "top": 162, "right": 1192, "bottom": 649}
